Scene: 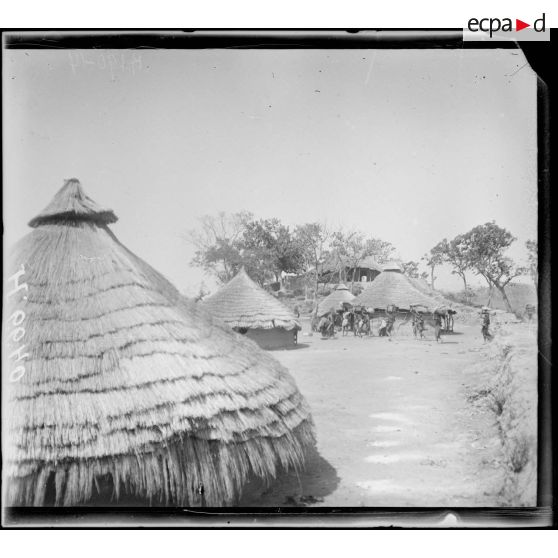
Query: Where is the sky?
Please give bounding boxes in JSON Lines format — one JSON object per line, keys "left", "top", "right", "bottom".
{"left": 3, "top": 48, "right": 537, "bottom": 295}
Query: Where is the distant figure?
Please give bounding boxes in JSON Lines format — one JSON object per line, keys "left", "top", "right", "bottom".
{"left": 433, "top": 313, "right": 443, "bottom": 343}
{"left": 412, "top": 312, "right": 425, "bottom": 339}
{"left": 378, "top": 317, "right": 388, "bottom": 337}
{"left": 294, "top": 305, "right": 300, "bottom": 319}
{"left": 341, "top": 311, "right": 352, "bottom": 336}
{"left": 481, "top": 309, "right": 492, "bottom": 342}
{"left": 310, "top": 309, "right": 320, "bottom": 332}
{"left": 332, "top": 310, "right": 343, "bottom": 329}
{"left": 446, "top": 310, "right": 455, "bottom": 333}
{"left": 318, "top": 314, "right": 335, "bottom": 338}
{"left": 525, "top": 304, "right": 535, "bottom": 322}
{"left": 385, "top": 313, "right": 395, "bottom": 337}
{"left": 355, "top": 313, "right": 370, "bottom": 338}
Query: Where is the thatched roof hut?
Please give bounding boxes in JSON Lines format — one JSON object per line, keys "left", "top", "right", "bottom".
{"left": 319, "top": 255, "right": 383, "bottom": 283}
{"left": 353, "top": 269, "right": 438, "bottom": 311}
{"left": 3, "top": 179, "right": 314, "bottom": 507}
{"left": 316, "top": 284, "right": 355, "bottom": 317}
{"left": 201, "top": 268, "right": 301, "bottom": 350}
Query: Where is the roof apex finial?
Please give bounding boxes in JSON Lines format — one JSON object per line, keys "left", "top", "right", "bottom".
{"left": 28, "top": 179, "right": 118, "bottom": 228}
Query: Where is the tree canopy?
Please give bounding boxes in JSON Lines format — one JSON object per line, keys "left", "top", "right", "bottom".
{"left": 189, "top": 214, "right": 393, "bottom": 291}
{"left": 188, "top": 213, "right": 532, "bottom": 312}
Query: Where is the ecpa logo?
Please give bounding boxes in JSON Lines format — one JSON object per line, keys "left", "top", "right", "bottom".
{"left": 467, "top": 13, "right": 546, "bottom": 38}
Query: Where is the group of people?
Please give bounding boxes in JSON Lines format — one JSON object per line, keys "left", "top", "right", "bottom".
{"left": 313, "top": 301, "right": 511, "bottom": 345}
{"left": 315, "top": 311, "right": 336, "bottom": 337}
{"left": 316, "top": 309, "right": 397, "bottom": 338}
{"left": 410, "top": 310, "right": 443, "bottom": 342}
{"left": 378, "top": 313, "right": 395, "bottom": 337}
{"left": 315, "top": 305, "right": 452, "bottom": 342}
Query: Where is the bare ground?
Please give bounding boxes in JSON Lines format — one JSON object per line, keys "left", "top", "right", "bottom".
{"left": 241, "top": 321, "right": 509, "bottom": 507}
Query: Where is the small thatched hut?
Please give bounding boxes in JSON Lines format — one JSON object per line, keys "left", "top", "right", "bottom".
{"left": 202, "top": 268, "right": 301, "bottom": 350}
{"left": 316, "top": 284, "right": 355, "bottom": 317}
{"left": 3, "top": 179, "right": 314, "bottom": 507}
{"left": 353, "top": 269, "right": 438, "bottom": 311}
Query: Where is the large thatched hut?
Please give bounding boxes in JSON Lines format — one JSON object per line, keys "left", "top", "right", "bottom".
{"left": 316, "top": 284, "right": 355, "bottom": 317}
{"left": 201, "top": 268, "right": 301, "bottom": 350}
{"left": 353, "top": 268, "right": 438, "bottom": 311}
{"left": 3, "top": 179, "right": 314, "bottom": 507}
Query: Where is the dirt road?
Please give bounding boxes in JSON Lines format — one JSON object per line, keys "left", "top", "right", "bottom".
{"left": 242, "top": 322, "right": 505, "bottom": 507}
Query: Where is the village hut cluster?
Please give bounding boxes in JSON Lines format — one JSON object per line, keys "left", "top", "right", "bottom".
{"left": 316, "top": 283, "right": 356, "bottom": 317}
{"left": 3, "top": 180, "right": 504, "bottom": 512}
{"left": 313, "top": 262, "right": 457, "bottom": 340}
{"left": 353, "top": 264, "right": 438, "bottom": 310}
{"left": 3, "top": 179, "right": 315, "bottom": 507}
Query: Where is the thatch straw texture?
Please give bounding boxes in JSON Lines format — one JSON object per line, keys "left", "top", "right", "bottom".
{"left": 353, "top": 270, "right": 439, "bottom": 310}
{"left": 317, "top": 284, "right": 355, "bottom": 316}
{"left": 3, "top": 179, "right": 314, "bottom": 507}
{"left": 202, "top": 269, "right": 301, "bottom": 332}
{"left": 381, "top": 261, "right": 403, "bottom": 272}
{"left": 28, "top": 178, "right": 117, "bottom": 227}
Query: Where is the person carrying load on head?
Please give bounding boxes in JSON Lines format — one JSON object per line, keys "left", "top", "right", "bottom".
{"left": 342, "top": 309, "right": 353, "bottom": 336}
{"left": 385, "top": 312, "right": 395, "bottom": 337}
{"left": 447, "top": 309, "right": 455, "bottom": 332}
{"left": 318, "top": 314, "right": 329, "bottom": 335}
{"left": 433, "top": 312, "right": 443, "bottom": 343}
{"left": 319, "top": 312, "right": 335, "bottom": 338}
{"left": 378, "top": 316, "right": 388, "bottom": 337}
{"left": 412, "top": 310, "right": 425, "bottom": 339}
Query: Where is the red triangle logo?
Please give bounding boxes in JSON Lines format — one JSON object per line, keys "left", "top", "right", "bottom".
{"left": 516, "top": 19, "right": 530, "bottom": 31}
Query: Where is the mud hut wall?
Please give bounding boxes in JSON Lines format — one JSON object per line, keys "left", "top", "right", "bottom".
{"left": 245, "top": 328, "right": 296, "bottom": 350}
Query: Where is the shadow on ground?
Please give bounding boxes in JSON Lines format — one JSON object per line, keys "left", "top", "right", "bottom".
{"left": 59, "top": 444, "right": 337, "bottom": 509}
{"left": 238, "top": 444, "right": 340, "bottom": 507}
{"left": 268, "top": 343, "right": 311, "bottom": 351}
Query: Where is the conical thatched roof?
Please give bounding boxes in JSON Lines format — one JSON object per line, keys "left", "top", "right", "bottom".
{"left": 3, "top": 179, "right": 313, "bottom": 507}
{"left": 353, "top": 270, "right": 438, "bottom": 310}
{"left": 317, "top": 284, "right": 356, "bottom": 316}
{"left": 202, "top": 268, "right": 300, "bottom": 331}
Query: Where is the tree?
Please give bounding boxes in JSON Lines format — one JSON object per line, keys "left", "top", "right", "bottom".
{"left": 460, "top": 222, "right": 527, "bottom": 312}
{"left": 364, "top": 237, "right": 395, "bottom": 264}
{"left": 188, "top": 211, "right": 252, "bottom": 283}
{"left": 330, "top": 231, "right": 394, "bottom": 291}
{"left": 331, "top": 230, "right": 362, "bottom": 288}
{"left": 295, "top": 222, "right": 331, "bottom": 298}
{"left": 193, "top": 282, "right": 210, "bottom": 302}
{"left": 526, "top": 239, "right": 538, "bottom": 288}
{"left": 242, "top": 218, "right": 305, "bottom": 286}
{"left": 401, "top": 260, "right": 420, "bottom": 279}
{"left": 444, "top": 234, "right": 472, "bottom": 301}
{"left": 422, "top": 241, "right": 446, "bottom": 290}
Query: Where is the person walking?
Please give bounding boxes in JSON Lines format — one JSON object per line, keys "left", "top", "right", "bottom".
{"left": 379, "top": 317, "right": 388, "bottom": 337}
{"left": 433, "top": 312, "right": 443, "bottom": 343}
{"left": 481, "top": 308, "right": 491, "bottom": 342}
{"left": 385, "top": 313, "right": 395, "bottom": 337}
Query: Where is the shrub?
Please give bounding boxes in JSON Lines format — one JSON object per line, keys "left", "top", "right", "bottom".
{"left": 509, "top": 436, "right": 530, "bottom": 474}
{"left": 350, "top": 284, "right": 364, "bottom": 296}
